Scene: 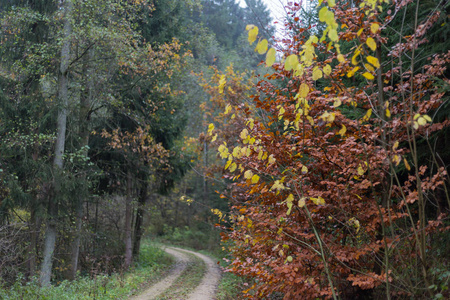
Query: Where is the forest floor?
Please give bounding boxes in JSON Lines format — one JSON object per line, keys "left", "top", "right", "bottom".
{"left": 129, "top": 246, "right": 221, "bottom": 300}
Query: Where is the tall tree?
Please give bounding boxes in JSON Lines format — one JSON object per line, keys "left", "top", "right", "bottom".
{"left": 39, "top": 0, "right": 72, "bottom": 286}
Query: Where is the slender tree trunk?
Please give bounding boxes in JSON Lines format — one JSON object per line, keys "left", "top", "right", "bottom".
{"left": 27, "top": 208, "right": 41, "bottom": 279}
{"left": 66, "top": 47, "right": 93, "bottom": 281}
{"left": 133, "top": 179, "right": 148, "bottom": 258}
{"left": 124, "top": 169, "right": 133, "bottom": 269}
{"left": 39, "top": 0, "right": 72, "bottom": 286}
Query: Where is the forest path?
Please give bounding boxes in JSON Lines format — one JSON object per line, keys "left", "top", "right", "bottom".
{"left": 129, "top": 246, "right": 221, "bottom": 300}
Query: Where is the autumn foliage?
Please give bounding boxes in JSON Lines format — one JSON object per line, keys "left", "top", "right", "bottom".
{"left": 205, "top": 0, "right": 450, "bottom": 298}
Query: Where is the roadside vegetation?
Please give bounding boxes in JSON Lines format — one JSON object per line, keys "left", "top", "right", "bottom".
{"left": 0, "top": 240, "right": 173, "bottom": 300}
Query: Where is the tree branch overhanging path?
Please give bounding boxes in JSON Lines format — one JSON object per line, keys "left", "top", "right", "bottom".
{"left": 130, "top": 247, "right": 221, "bottom": 300}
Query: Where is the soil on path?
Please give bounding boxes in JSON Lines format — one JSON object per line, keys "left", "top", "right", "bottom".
{"left": 129, "top": 246, "right": 221, "bottom": 300}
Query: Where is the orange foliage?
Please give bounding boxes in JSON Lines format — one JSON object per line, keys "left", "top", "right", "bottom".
{"left": 207, "top": 0, "right": 450, "bottom": 299}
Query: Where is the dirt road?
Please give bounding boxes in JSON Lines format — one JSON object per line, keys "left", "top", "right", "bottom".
{"left": 130, "top": 246, "right": 221, "bottom": 300}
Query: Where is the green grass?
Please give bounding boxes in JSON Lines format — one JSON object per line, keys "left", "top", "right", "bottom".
{"left": 215, "top": 271, "right": 247, "bottom": 300}
{"left": 0, "top": 240, "right": 173, "bottom": 300}
{"left": 151, "top": 229, "right": 248, "bottom": 300}
{"left": 155, "top": 252, "right": 206, "bottom": 300}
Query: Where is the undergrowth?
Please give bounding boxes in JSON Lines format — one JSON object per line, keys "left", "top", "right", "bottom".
{"left": 0, "top": 239, "right": 173, "bottom": 300}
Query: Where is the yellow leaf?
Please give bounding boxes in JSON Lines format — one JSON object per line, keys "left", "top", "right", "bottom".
{"left": 270, "top": 180, "right": 284, "bottom": 191}
{"left": 298, "top": 197, "right": 306, "bottom": 208}
{"left": 323, "top": 10, "right": 335, "bottom": 25}
{"left": 337, "top": 54, "right": 345, "bottom": 63}
{"left": 258, "top": 150, "right": 263, "bottom": 160}
{"left": 366, "top": 55, "right": 380, "bottom": 68}
{"left": 333, "top": 98, "right": 342, "bottom": 108}
{"left": 357, "top": 28, "right": 364, "bottom": 36}
{"left": 246, "top": 24, "right": 255, "bottom": 31}
{"left": 286, "top": 202, "right": 293, "bottom": 215}
{"left": 386, "top": 108, "right": 391, "bottom": 117}
{"left": 362, "top": 108, "right": 372, "bottom": 122}
{"left": 266, "top": 48, "right": 276, "bottom": 67}
{"left": 366, "top": 37, "right": 376, "bottom": 51}
{"left": 248, "top": 26, "right": 259, "bottom": 44}
{"left": 285, "top": 54, "right": 299, "bottom": 71}
{"left": 224, "top": 159, "right": 232, "bottom": 170}
{"left": 339, "top": 124, "right": 347, "bottom": 136}
{"left": 251, "top": 174, "right": 260, "bottom": 184}
{"left": 352, "top": 49, "right": 361, "bottom": 65}
{"left": 312, "top": 67, "right": 323, "bottom": 80}
{"left": 413, "top": 113, "right": 421, "bottom": 120}
{"left": 211, "top": 134, "right": 217, "bottom": 142}
{"left": 255, "top": 39, "right": 268, "bottom": 54}
{"left": 404, "top": 158, "right": 411, "bottom": 171}
{"left": 423, "top": 114, "right": 432, "bottom": 122}
{"left": 218, "top": 75, "right": 226, "bottom": 93}
{"left": 393, "top": 154, "right": 401, "bottom": 166}
{"left": 370, "top": 23, "right": 380, "bottom": 34}
{"left": 362, "top": 72, "right": 375, "bottom": 80}
{"left": 393, "top": 141, "right": 399, "bottom": 150}
{"left": 301, "top": 165, "right": 308, "bottom": 174}
{"left": 357, "top": 164, "right": 365, "bottom": 176}
{"left": 286, "top": 194, "right": 294, "bottom": 203}
{"left": 319, "top": 7, "right": 329, "bottom": 22}
{"left": 262, "top": 152, "right": 268, "bottom": 160}
{"left": 240, "top": 129, "right": 248, "bottom": 140}
{"left": 232, "top": 146, "right": 242, "bottom": 158}
{"left": 244, "top": 170, "right": 253, "bottom": 179}
{"left": 298, "top": 83, "right": 309, "bottom": 98}
{"left": 323, "top": 64, "right": 332, "bottom": 76}
{"left": 328, "top": 29, "right": 338, "bottom": 41}
{"left": 268, "top": 154, "right": 276, "bottom": 165}
{"left": 328, "top": 0, "right": 336, "bottom": 7}
{"left": 311, "top": 196, "right": 325, "bottom": 205}
{"left": 224, "top": 104, "right": 232, "bottom": 114}
{"left": 417, "top": 117, "right": 426, "bottom": 126}
{"left": 347, "top": 66, "right": 360, "bottom": 78}
{"left": 229, "top": 162, "right": 237, "bottom": 172}
{"left": 364, "top": 63, "right": 375, "bottom": 72}
{"left": 207, "top": 123, "right": 214, "bottom": 135}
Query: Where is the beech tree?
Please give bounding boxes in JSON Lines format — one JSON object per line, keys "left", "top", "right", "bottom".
{"left": 208, "top": 0, "right": 450, "bottom": 298}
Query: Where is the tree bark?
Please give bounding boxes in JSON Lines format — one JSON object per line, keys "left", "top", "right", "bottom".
{"left": 66, "top": 47, "right": 94, "bottom": 281}
{"left": 39, "top": 0, "right": 72, "bottom": 286}
{"left": 27, "top": 208, "right": 41, "bottom": 280}
{"left": 124, "top": 169, "right": 133, "bottom": 270}
{"left": 133, "top": 179, "right": 148, "bottom": 258}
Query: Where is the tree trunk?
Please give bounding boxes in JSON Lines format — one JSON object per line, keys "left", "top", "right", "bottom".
{"left": 39, "top": 0, "right": 72, "bottom": 286}
{"left": 133, "top": 179, "right": 148, "bottom": 258}
{"left": 124, "top": 169, "right": 133, "bottom": 270}
{"left": 27, "top": 208, "right": 41, "bottom": 280}
{"left": 66, "top": 47, "right": 94, "bottom": 281}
